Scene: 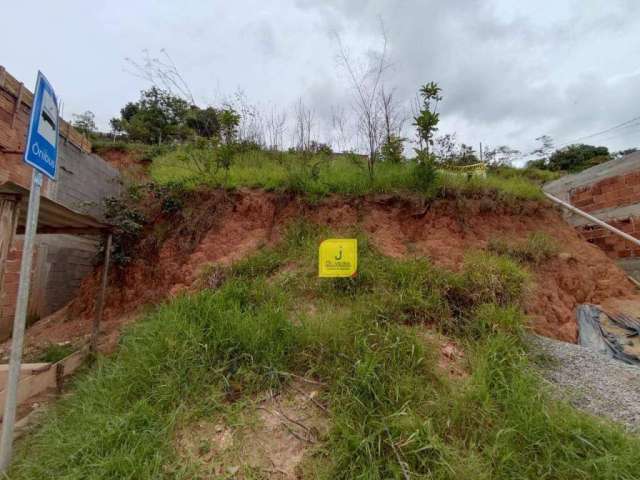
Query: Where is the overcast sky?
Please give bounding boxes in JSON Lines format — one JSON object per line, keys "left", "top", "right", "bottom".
{"left": 2, "top": 0, "right": 639, "bottom": 163}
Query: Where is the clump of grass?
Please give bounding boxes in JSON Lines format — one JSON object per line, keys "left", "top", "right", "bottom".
{"left": 489, "top": 232, "right": 559, "bottom": 265}
{"left": 35, "top": 343, "right": 75, "bottom": 363}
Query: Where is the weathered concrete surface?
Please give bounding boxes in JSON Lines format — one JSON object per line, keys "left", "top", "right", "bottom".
{"left": 47, "top": 140, "right": 121, "bottom": 221}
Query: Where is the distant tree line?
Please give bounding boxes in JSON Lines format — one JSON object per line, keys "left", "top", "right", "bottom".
{"left": 70, "top": 45, "right": 638, "bottom": 179}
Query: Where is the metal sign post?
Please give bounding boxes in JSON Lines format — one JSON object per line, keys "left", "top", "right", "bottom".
{"left": 0, "top": 71, "right": 58, "bottom": 473}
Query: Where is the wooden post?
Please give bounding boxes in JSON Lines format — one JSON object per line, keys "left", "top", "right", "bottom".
{"left": 91, "top": 233, "right": 112, "bottom": 354}
{"left": 0, "top": 196, "right": 19, "bottom": 311}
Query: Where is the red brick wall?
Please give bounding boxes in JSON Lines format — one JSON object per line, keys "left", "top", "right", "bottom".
{"left": 0, "top": 240, "right": 43, "bottom": 338}
{"left": 570, "top": 171, "right": 640, "bottom": 213}
{"left": 577, "top": 217, "right": 640, "bottom": 260}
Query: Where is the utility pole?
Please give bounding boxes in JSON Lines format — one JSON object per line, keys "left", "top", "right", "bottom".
{"left": 479, "top": 142, "right": 483, "bottom": 163}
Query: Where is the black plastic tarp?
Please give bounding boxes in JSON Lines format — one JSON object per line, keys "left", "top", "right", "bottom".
{"left": 577, "top": 305, "right": 640, "bottom": 366}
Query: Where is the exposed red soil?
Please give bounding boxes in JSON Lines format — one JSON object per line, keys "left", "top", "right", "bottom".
{"left": 8, "top": 189, "right": 637, "bottom": 355}
{"left": 96, "top": 148, "right": 149, "bottom": 180}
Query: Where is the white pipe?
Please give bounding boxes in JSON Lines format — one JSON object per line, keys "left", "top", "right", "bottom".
{"left": 544, "top": 191, "right": 640, "bottom": 248}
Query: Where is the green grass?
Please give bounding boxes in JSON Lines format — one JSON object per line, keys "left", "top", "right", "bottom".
{"left": 10, "top": 224, "right": 640, "bottom": 479}
{"left": 149, "top": 148, "right": 544, "bottom": 203}
{"left": 493, "top": 165, "right": 563, "bottom": 185}
{"left": 34, "top": 343, "right": 75, "bottom": 364}
{"left": 489, "top": 231, "right": 559, "bottom": 266}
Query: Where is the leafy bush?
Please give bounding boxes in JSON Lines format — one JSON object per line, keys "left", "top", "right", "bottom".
{"left": 411, "top": 156, "right": 438, "bottom": 193}
{"left": 380, "top": 134, "right": 404, "bottom": 163}
{"left": 103, "top": 196, "right": 146, "bottom": 266}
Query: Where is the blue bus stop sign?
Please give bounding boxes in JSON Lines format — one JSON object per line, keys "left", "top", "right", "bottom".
{"left": 23, "top": 71, "right": 58, "bottom": 180}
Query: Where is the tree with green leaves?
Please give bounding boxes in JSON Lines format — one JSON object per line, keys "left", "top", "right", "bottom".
{"left": 218, "top": 108, "right": 241, "bottom": 145}
{"left": 547, "top": 144, "right": 610, "bottom": 172}
{"left": 526, "top": 135, "right": 555, "bottom": 169}
{"left": 411, "top": 82, "right": 442, "bottom": 192}
{"left": 110, "top": 87, "right": 190, "bottom": 144}
{"left": 185, "top": 106, "right": 220, "bottom": 139}
{"left": 71, "top": 111, "right": 97, "bottom": 137}
{"left": 413, "top": 82, "right": 442, "bottom": 158}
{"left": 380, "top": 134, "right": 404, "bottom": 163}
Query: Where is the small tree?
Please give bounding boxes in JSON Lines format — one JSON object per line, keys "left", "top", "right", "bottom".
{"left": 72, "top": 111, "right": 96, "bottom": 136}
{"left": 413, "top": 82, "right": 442, "bottom": 158}
{"left": 110, "top": 87, "right": 190, "bottom": 144}
{"left": 411, "top": 82, "right": 442, "bottom": 192}
{"left": 528, "top": 135, "right": 554, "bottom": 168}
{"left": 218, "top": 108, "right": 240, "bottom": 145}
{"left": 433, "top": 133, "right": 458, "bottom": 163}
{"left": 380, "top": 134, "right": 404, "bottom": 163}
{"left": 483, "top": 145, "right": 520, "bottom": 167}
{"left": 547, "top": 144, "right": 610, "bottom": 172}
{"left": 186, "top": 106, "right": 220, "bottom": 139}
{"left": 334, "top": 24, "right": 390, "bottom": 177}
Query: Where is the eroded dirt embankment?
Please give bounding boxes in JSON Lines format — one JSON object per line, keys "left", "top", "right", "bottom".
{"left": 63, "top": 189, "right": 634, "bottom": 344}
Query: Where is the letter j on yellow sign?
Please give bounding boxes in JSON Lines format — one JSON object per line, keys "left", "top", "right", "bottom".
{"left": 318, "top": 239, "right": 358, "bottom": 277}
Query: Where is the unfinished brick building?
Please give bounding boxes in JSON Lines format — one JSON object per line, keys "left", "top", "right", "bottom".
{"left": 545, "top": 151, "right": 640, "bottom": 279}
{"left": 0, "top": 66, "right": 121, "bottom": 339}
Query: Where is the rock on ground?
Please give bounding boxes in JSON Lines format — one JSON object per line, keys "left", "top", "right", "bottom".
{"left": 532, "top": 335, "right": 640, "bottom": 432}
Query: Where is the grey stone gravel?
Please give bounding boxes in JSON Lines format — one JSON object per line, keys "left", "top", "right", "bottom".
{"left": 530, "top": 335, "right": 640, "bottom": 432}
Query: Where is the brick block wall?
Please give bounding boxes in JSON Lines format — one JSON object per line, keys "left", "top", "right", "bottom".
{"left": 0, "top": 239, "right": 41, "bottom": 338}
{"left": 569, "top": 171, "right": 640, "bottom": 213}
{"left": 0, "top": 67, "right": 121, "bottom": 338}
{"left": 0, "top": 235, "right": 98, "bottom": 337}
{"left": 577, "top": 217, "right": 640, "bottom": 260}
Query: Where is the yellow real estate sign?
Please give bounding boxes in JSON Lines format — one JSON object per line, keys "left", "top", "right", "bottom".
{"left": 318, "top": 239, "right": 358, "bottom": 277}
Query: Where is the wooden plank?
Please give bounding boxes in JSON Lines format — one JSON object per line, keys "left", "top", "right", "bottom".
{"left": 0, "top": 67, "right": 5, "bottom": 90}
{"left": 0, "top": 364, "right": 51, "bottom": 390}
{"left": 16, "top": 226, "right": 106, "bottom": 236}
{"left": 0, "top": 350, "right": 87, "bottom": 418}
{"left": 0, "top": 363, "right": 51, "bottom": 373}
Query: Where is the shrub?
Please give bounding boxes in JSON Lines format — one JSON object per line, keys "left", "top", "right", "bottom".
{"left": 454, "top": 252, "right": 529, "bottom": 309}
{"left": 380, "top": 135, "right": 404, "bottom": 163}
{"left": 488, "top": 232, "right": 558, "bottom": 266}
{"left": 103, "top": 196, "right": 146, "bottom": 266}
{"left": 411, "top": 157, "right": 438, "bottom": 194}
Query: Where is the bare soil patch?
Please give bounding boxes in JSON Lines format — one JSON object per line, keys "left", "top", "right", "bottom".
{"left": 175, "top": 380, "right": 328, "bottom": 478}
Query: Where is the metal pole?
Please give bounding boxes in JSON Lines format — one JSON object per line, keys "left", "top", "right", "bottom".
{"left": 91, "top": 233, "right": 112, "bottom": 354}
{"left": 0, "top": 171, "right": 43, "bottom": 472}
{"left": 543, "top": 192, "right": 640, "bottom": 249}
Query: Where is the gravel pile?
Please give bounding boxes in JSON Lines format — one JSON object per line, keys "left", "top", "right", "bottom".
{"left": 531, "top": 335, "right": 640, "bottom": 432}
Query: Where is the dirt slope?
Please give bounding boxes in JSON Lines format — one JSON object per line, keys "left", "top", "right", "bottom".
{"left": 7, "top": 188, "right": 633, "bottom": 359}
{"left": 68, "top": 190, "right": 634, "bottom": 342}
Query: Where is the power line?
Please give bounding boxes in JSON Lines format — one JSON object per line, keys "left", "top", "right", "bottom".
{"left": 556, "top": 115, "right": 640, "bottom": 147}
